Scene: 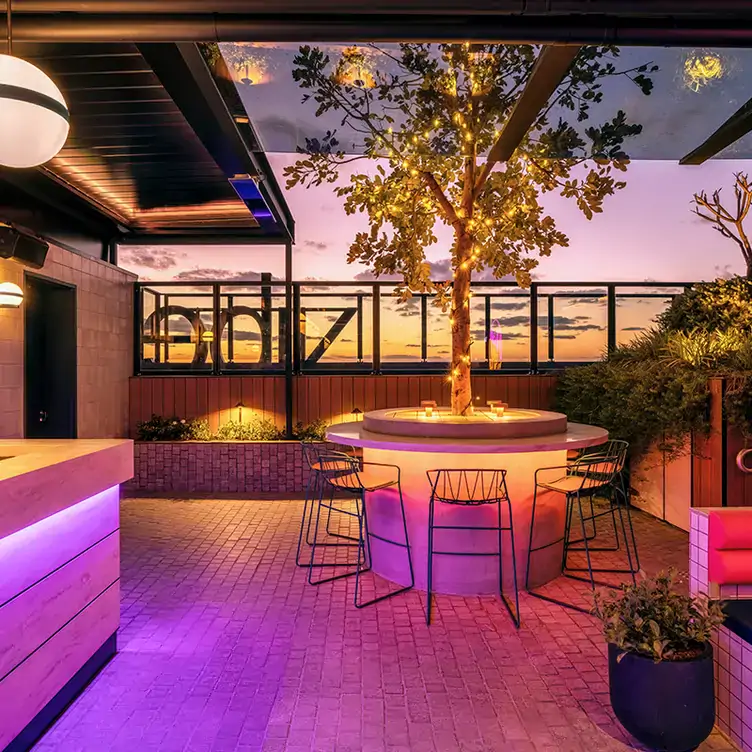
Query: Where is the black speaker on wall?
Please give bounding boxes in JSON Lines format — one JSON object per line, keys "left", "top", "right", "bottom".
{"left": 0, "top": 225, "right": 49, "bottom": 269}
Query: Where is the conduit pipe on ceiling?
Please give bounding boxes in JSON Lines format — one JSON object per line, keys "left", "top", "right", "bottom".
{"left": 6, "top": 14, "right": 752, "bottom": 45}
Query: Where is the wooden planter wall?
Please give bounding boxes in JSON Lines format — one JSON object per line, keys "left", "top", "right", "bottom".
{"left": 128, "top": 374, "right": 559, "bottom": 437}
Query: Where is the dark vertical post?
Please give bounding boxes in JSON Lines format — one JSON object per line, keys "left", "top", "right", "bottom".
{"left": 292, "top": 283, "right": 301, "bottom": 373}
{"left": 357, "top": 293, "right": 363, "bottom": 363}
{"left": 484, "top": 294, "right": 491, "bottom": 365}
{"left": 372, "top": 284, "right": 381, "bottom": 374}
{"left": 106, "top": 238, "right": 118, "bottom": 265}
{"left": 227, "top": 294, "right": 234, "bottom": 363}
{"left": 133, "top": 283, "right": 143, "bottom": 376}
{"left": 284, "top": 242, "right": 294, "bottom": 438}
{"left": 421, "top": 294, "right": 428, "bottom": 362}
{"left": 529, "top": 283, "right": 538, "bottom": 374}
{"left": 164, "top": 294, "right": 170, "bottom": 363}
{"left": 212, "top": 283, "right": 221, "bottom": 375}
{"left": 607, "top": 284, "right": 617, "bottom": 354}
{"left": 154, "top": 291, "right": 161, "bottom": 364}
{"left": 547, "top": 294, "right": 555, "bottom": 362}
{"left": 261, "top": 272, "right": 272, "bottom": 363}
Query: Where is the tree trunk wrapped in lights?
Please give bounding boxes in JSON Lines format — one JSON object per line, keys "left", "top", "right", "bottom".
{"left": 285, "top": 43, "right": 655, "bottom": 414}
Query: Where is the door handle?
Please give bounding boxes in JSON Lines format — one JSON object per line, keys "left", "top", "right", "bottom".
{"left": 38, "top": 410, "right": 48, "bottom": 423}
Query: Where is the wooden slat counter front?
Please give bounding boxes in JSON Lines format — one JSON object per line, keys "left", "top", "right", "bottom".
{"left": 0, "top": 440, "right": 133, "bottom": 752}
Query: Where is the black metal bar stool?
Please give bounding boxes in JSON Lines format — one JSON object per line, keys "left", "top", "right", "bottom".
{"left": 295, "top": 442, "right": 359, "bottom": 569}
{"left": 312, "top": 454, "right": 414, "bottom": 608}
{"left": 526, "top": 442, "right": 637, "bottom": 613}
{"left": 565, "top": 440, "right": 640, "bottom": 573}
{"left": 425, "top": 469, "right": 520, "bottom": 628}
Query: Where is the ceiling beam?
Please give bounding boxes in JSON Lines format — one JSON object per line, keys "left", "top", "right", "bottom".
{"left": 487, "top": 45, "right": 581, "bottom": 164}
{"left": 680, "top": 97, "right": 752, "bottom": 165}
{"left": 10, "top": 1, "right": 752, "bottom": 14}
{"left": 137, "top": 43, "right": 293, "bottom": 240}
{"left": 7, "top": 14, "right": 752, "bottom": 45}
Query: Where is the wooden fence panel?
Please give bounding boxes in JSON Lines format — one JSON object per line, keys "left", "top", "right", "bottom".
{"left": 129, "top": 374, "right": 559, "bottom": 437}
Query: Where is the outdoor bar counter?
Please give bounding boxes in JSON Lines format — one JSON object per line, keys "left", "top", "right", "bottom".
{"left": 328, "top": 409, "right": 607, "bottom": 595}
{"left": 0, "top": 439, "right": 133, "bottom": 752}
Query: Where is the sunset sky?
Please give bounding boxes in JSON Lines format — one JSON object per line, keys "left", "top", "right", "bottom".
{"left": 126, "top": 43, "right": 752, "bottom": 367}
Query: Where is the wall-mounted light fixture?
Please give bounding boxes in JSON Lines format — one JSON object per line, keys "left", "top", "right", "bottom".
{"left": 235, "top": 401, "right": 245, "bottom": 423}
{"left": 0, "top": 281, "right": 22, "bottom": 307}
{"left": 0, "top": 0, "right": 70, "bottom": 168}
{"left": 351, "top": 407, "right": 363, "bottom": 422}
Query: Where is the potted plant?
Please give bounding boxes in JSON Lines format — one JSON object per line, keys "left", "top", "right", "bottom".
{"left": 594, "top": 571, "right": 725, "bottom": 752}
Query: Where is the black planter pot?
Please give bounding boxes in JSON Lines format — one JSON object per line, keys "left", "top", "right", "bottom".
{"left": 608, "top": 642, "right": 715, "bottom": 752}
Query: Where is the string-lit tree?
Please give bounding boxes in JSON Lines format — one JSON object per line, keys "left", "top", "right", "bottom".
{"left": 285, "top": 44, "right": 655, "bottom": 414}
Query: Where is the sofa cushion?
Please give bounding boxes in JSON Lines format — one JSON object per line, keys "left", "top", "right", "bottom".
{"left": 709, "top": 549, "right": 752, "bottom": 585}
{"left": 709, "top": 510, "right": 752, "bottom": 550}
{"left": 724, "top": 599, "right": 752, "bottom": 644}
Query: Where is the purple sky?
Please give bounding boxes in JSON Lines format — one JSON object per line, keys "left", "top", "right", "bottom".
{"left": 120, "top": 155, "right": 750, "bottom": 283}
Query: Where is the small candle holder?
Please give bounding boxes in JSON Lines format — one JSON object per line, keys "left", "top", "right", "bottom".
{"left": 421, "top": 400, "right": 437, "bottom": 418}
{"left": 488, "top": 400, "right": 507, "bottom": 418}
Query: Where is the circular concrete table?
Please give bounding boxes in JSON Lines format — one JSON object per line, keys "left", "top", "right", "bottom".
{"left": 327, "top": 409, "right": 607, "bottom": 595}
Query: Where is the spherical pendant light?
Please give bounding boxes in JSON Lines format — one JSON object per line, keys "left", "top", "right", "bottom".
{"left": 0, "top": 53, "right": 69, "bottom": 168}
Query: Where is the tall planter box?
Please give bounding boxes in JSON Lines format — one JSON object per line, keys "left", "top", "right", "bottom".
{"left": 124, "top": 441, "right": 329, "bottom": 495}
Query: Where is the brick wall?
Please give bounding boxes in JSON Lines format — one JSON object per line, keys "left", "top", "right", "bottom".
{"left": 0, "top": 245, "right": 134, "bottom": 438}
{"left": 124, "top": 441, "right": 335, "bottom": 495}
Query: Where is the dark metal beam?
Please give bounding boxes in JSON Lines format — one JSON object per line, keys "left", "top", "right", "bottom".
{"left": 11, "top": 1, "right": 752, "bottom": 14}
{"left": 680, "top": 97, "right": 752, "bottom": 165}
{"left": 8, "top": 13, "right": 752, "bottom": 45}
{"left": 487, "top": 45, "right": 581, "bottom": 164}
{"left": 116, "top": 232, "right": 288, "bottom": 245}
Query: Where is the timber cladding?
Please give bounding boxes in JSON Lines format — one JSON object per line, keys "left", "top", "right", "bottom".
{"left": 128, "top": 374, "right": 559, "bottom": 437}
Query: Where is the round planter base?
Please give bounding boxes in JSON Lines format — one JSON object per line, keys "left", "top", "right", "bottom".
{"left": 608, "top": 643, "right": 715, "bottom": 752}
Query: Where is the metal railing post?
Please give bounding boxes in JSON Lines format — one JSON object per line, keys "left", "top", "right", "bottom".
{"left": 529, "top": 283, "right": 539, "bottom": 374}
{"left": 372, "top": 284, "right": 381, "bottom": 374}
{"left": 607, "top": 285, "right": 617, "bottom": 354}
{"left": 211, "top": 283, "right": 221, "bottom": 375}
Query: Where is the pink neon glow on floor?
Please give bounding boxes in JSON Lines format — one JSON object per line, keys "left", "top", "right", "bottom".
{"left": 33, "top": 497, "right": 735, "bottom": 752}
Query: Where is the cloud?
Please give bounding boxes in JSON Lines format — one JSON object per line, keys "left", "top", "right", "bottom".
{"left": 492, "top": 300, "right": 528, "bottom": 312}
{"left": 353, "top": 258, "right": 515, "bottom": 283}
{"left": 173, "top": 269, "right": 282, "bottom": 282}
{"left": 301, "top": 240, "right": 329, "bottom": 252}
{"left": 232, "top": 330, "right": 262, "bottom": 342}
{"left": 621, "top": 326, "right": 645, "bottom": 332}
{"left": 405, "top": 343, "right": 421, "bottom": 348}
{"left": 120, "top": 246, "right": 186, "bottom": 271}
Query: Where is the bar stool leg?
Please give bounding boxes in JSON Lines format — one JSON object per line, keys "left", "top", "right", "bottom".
{"left": 296, "top": 468, "right": 317, "bottom": 567}
{"left": 524, "top": 485, "right": 539, "bottom": 593}
{"left": 426, "top": 496, "right": 436, "bottom": 625}
{"left": 498, "top": 496, "right": 520, "bottom": 627}
{"left": 575, "top": 491, "right": 596, "bottom": 592}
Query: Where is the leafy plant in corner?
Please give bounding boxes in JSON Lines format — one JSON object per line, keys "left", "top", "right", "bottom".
{"left": 594, "top": 570, "right": 724, "bottom": 662}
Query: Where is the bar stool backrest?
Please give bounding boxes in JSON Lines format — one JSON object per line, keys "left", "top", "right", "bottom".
{"left": 300, "top": 441, "right": 350, "bottom": 472}
{"left": 427, "top": 468, "right": 508, "bottom": 505}
{"left": 317, "top": 452, "right": 363, "bottom": 491}
{"left": 573, "top": 440, "right": 628, "bottom": 491}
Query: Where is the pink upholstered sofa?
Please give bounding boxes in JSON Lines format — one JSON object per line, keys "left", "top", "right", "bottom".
{"left": 691, "top": 508, "right": 752, "bottom": 751}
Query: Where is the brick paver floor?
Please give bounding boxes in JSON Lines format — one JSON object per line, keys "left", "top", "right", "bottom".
{"left": 33, "top": 497, "right": 737, "bottom": 752}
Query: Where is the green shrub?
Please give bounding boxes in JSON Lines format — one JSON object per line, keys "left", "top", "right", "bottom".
{"left": 214, "top": 418, "right": 284, "bottom": 441}
{"left": 555, "top": 357, "right": 709, "bottom": 461}
{"left": 291, "top": 418, "right": 328, "bottom": 441}
{"left": 136, "top": 415, "right": 193, "bottom": 441}
{"left": 594, "top": 571, "right": 725, "bottom": 662}
{"left": 658, "top": 277, "right": 752, "bottom": 333}
{"left": 136, "top": 414, "right": 327, "bottom": 442}
{"left": 136, "top": 415, "right": 213, "bottom": 442}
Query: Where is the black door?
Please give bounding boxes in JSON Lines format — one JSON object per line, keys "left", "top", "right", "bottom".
{"left": 24, "top": 275, "right": 77, "bottom": 439}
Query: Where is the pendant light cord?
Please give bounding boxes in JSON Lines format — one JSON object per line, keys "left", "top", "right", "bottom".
{"left": 6, "top": 0, "right": 11, "bottom": 56}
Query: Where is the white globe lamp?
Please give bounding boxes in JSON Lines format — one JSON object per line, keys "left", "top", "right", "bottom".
{"left": 0, "top": 53, "right": 70, "bottom": 168}
{"left": 0, "top": 281, "right": 23, "bottom": 308}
